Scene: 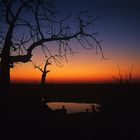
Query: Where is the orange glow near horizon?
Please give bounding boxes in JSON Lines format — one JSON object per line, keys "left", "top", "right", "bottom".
{"left": 10, "top": 48, "right": 140, "bottom": 84}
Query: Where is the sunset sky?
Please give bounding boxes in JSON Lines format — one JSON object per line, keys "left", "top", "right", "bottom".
{"left": 11, "top": 0, "right": 140, "bottom": 83}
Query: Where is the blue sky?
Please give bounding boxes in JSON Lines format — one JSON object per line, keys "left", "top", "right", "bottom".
{"left": 10, "top": 0, "right": 140, "bottom": 83}
{"left": 55, "top": 0, "right": 140, "bottom": 60}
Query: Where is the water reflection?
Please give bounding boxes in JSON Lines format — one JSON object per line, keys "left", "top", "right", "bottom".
{"left": 47, "top": 102, "right": 101, "bottom": 113}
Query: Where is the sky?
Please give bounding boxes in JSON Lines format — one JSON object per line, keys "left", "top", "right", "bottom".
{"left": 11, "top": 0, "right": 140, "bottom": 83}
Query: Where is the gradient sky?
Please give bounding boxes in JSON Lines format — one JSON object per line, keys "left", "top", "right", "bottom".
{"left": 11, "top": 0, "right": 140, "bottom": 83}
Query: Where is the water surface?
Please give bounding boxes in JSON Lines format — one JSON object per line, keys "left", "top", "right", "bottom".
{"left": 47, "top": 102, "right": 101, "bottom": 113}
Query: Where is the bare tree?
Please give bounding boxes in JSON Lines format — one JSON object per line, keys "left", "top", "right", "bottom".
{"left": 113, "top": 65, "right": 133, "bottom": 84}
{"left": 33, "top": 59, "right": 51, "bottom": 86}
{"left": 33, "top": 56, "right": 51, "bottom": 85}
{"left": 33, "top": 55, "right": 63, "bottom": 85}
{"left": 0, "top": 0, "right": 105, "bottom": 85}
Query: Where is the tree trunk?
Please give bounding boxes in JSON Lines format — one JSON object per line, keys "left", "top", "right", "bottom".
{"left": 0, "top": 42, "right": 11, "bottom": 85}
{"left": 41, "top": 73, "right": 46, "bottom": 86}
{"left": 0, "top": 60, "right": 10, "bottom": 85}
{"left": 0, "top": 39, "right": 11, "bottom": 85}
{"left": 0, "top": 23, "right": 14, "bottom": 85}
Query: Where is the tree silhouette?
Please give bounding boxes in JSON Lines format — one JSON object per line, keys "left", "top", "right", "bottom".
{"left": 0, "top": 0, "right": 105, "bottom": 85}
{"left": 33, "top": 55, "right": 63, "bottom": 85}
{"left": 33, "top": 57, "right": 51, "bottom": 86}
{"left": 113, "top": 65, "right": 133, "bottom": 84}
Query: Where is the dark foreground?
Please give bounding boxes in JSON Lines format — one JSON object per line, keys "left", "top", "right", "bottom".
{"left": 0, "top": 84, "right": 140, "bottom": 140}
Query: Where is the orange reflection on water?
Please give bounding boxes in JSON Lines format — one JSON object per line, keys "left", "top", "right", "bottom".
{"left": 47, "top": 102, "right": 101, "bottom": 113}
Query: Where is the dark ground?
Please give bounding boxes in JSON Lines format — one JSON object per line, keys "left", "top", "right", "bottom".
{"left": 0, "top": 84, "right": 140, "bottom": 140}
